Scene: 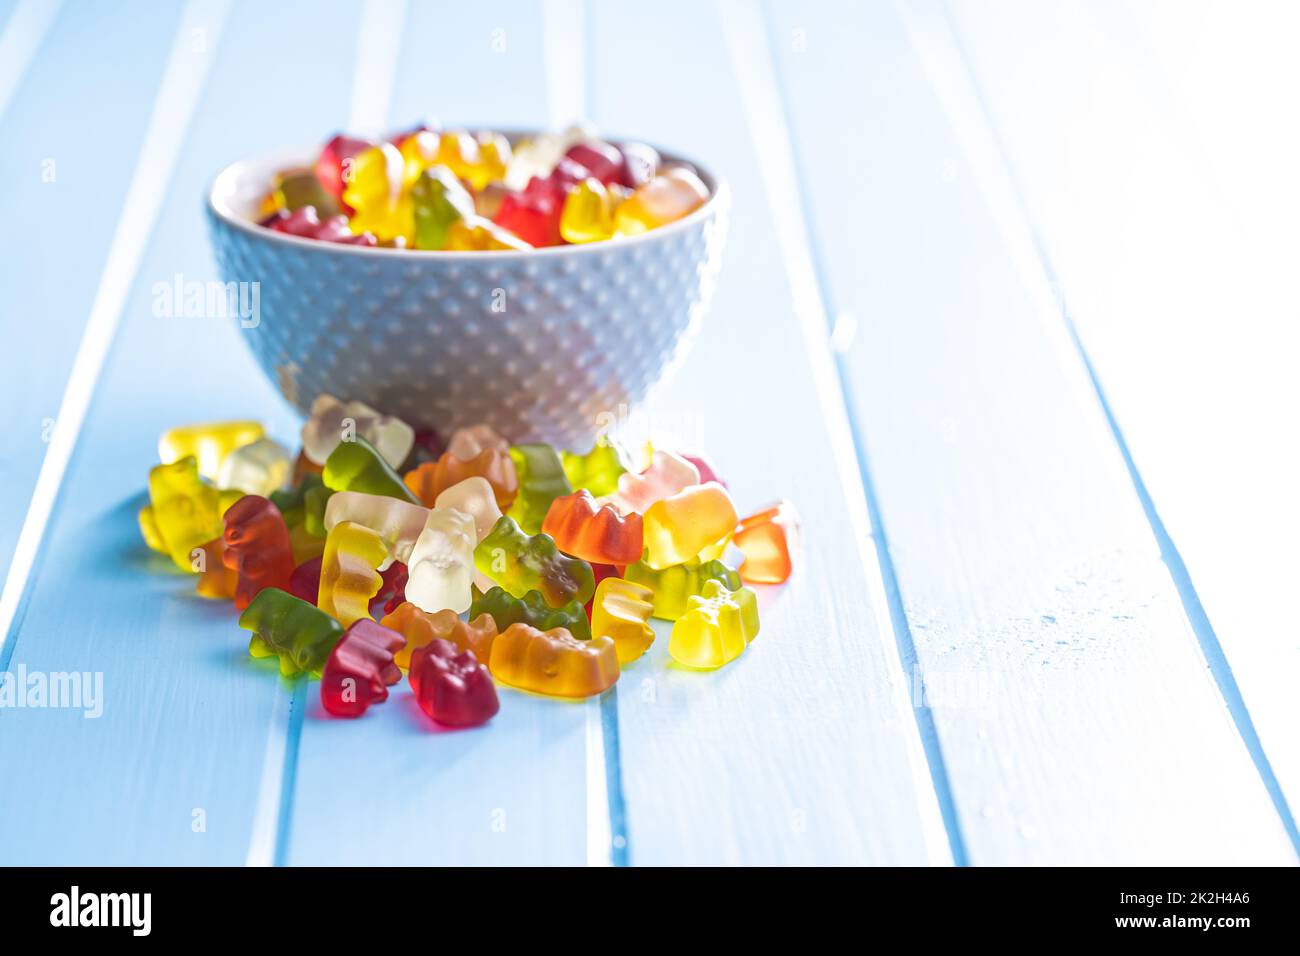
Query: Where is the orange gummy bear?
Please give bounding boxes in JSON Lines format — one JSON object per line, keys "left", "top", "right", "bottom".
{"left": 733, "top": 500, "right": 799, "bottom": 584}
{"left": 541, "top": 490, "right": 643, "bottom": 565}
{"left": 404, "top": 447, "right": 518, "bottom": 511}
{"left": 489, "top": 623, "right": 619, "bottom": 698}
{"left": 379, "top": 601, "right": 499, "bottom": 670}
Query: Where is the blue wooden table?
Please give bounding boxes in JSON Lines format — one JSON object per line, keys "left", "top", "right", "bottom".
{"left": 1, "top": 0, "right": 1296, "bottom": 866}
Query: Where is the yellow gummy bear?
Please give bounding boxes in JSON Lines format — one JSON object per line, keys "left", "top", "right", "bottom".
{"left": 317, "top": 520, "right": 388, "bottom": 626}
{"left": 560, "top": 178, "right": 619, "bottom": 244}
{"left": 159, "top": 421, "right": 264, "bottom": 481}
{"left": 146, "top": 457, "right": 224, "bottom": 571}
{"left": 591, "top": 577, "right": 655, "bottom": 664}
{"left": 641, "top": 482, "right": 738, "bottom": 570}
{"left": 668, "top": 579, "right": 760, "bottom": 669}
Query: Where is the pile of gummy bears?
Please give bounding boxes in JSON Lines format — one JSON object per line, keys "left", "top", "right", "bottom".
{"left": 257, "top": 123, "right": 710, "bottom": 250}
{"left": 138, "top": 396, "right": 797, "bottom": 727}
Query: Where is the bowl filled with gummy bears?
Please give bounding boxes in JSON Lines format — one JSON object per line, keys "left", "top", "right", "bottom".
{"left": 139, "top": 403, "right": 798, "bottom": 726}
{"left": 206, "top": 124, "right": 730, "bottom": 450}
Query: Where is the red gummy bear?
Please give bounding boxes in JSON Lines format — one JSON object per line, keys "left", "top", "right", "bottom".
{"left": 565, "top": 141, "right": 623, "bottom": 186}
{"left": 289, "top": 555, "right": 323, "bottom": 605}
{"left": 409, "top": 639, "right": 499, "bottom": 727}
{"left": 494, "top": 188, "right": 562, "bottom": 247}
{"left": 263, "top": 206, "right": 377, "bottom": 246}
{"left": 373, "top": 561, "right": 407, "bottom": 615}
{"left": 320, "top": 619, "right": 405, "bottom": 718}
{"left": 221, "top": 496, "right": 294, "bottom": 611}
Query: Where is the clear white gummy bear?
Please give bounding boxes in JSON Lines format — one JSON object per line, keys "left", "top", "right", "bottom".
{"left": 405, "top": 507, "right": 476, "bottom": 614}
{"left": 300, "top": 394, "right": 415, "bottom": 469}
{"left": 216, "top": 437, "right": 292, "bottom": 496}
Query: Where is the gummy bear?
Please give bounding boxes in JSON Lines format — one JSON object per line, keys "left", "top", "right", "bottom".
{"left": 507, "top": 443, "right": 572, "bottom": 534}
{"left": 433, "top": 476, "right": 503, "bottom": 543}
{"left": 320, "top": 618, "right": 404, "bottom": 717}
{"left": 734, "top": 500, "right": 799, "bottom": 584}
{"left": 158, "top": 421, "right": 264, "bottom": 481}
{"left": 411, "top": 164, "right": 474, "bottom": 250}
{"left": 143, "top": 457, "right": 224, "bottom": 571}
{"left": 405, "top": 508, "right": 476, "bottom": 614}
{"left": 668, "top": 579, "right": 760, "bottom": 669}
{"left": 323, "top": 490, "right": 428, "bottom": 566}
{"left": 216, "top": 437, "right": 292, "bottom": 496}
{"left": 404, "top": 445, "right": 518, "bottom": 511}
{"left": 409, "top": 639, "right": 499, "bottom": 727}
{"left": 561, "top": 436, "right": 627, "bottom": 498}
{"left": 624, "top": 557, "right": 742, "bottom": 621}
{"left": 301, "top": 395, "right": 415, "bottom": 468}
{"left": 262, "top": 206, "right": 378, "bottom": 245}
{"left": 489, "top": 624, "right": 619, "bottom": 699}
{"left": 317, "top": 520, "right": 388, "bottom": 626}
{"left": 470, "top": 586, "right": 592, "bottom": 642}
{"left": 615, "top": 141, "right": 661, "bottom": 188}
{"left": 221, "top": 495, "right": 295, "bottom": 610}
{"left": 642, "top": 482, "right": 738, "bottom": 569}
{"left": 194, "top": 537, "right": 239, "bottom": 600}
{"left": 267, "top": 166, "right": 339, "bottom": 217}
{"left": 541, "top": 490, "right": 643, "bottom": 565}
{"left": 494, "top": 186, "right": 563, "bottom": 247}
{"left": 340, "top": 142, "right": 412, "bottom": 241}
{"left": 448, "top": 423, "right": 508, "bottom": 458}
{"left": 239, "top": 587, "right": 344, "bottom": 677}
{"left": 602, "top": 450, "right": 700, "bottom": 516}
{"left": 559, "top": 177, "right": 621, "bottom": 244}
{"left": 564, "top": 141, "right": 624, "bottom": 186}
{"left": 615, "top": 167, "right": 709, "bottom": 237}
{"left": 323, "top": 435, "right": 422, "bottom": 504}
{"left": 591, "top": 577, "right": 655, "bottom": 664}
{"left": 380, "top": 602, "right": 498, "bottom": 670}
{"left": 474, "top": 515, "right": 595, "bottom": 608}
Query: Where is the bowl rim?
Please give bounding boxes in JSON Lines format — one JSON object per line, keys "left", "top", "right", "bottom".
{"left": 207, "top": 131, "right": 729, "bottom": 261}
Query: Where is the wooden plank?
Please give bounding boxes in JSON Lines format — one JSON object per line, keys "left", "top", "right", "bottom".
{"left": 943, "top": 0, "right": 1300, "bottom": 848}
{"left": 0, "top": 0, "right": 361, "bottom": 865}
{"left": 283, "top": 0, "right": 595, "bottom": 867}
{"left": 0, "top": 0, "right": 182, "bottom": 587}
{"left": 762, "top": 0, "right": 1296, "bottom": 863}
{"left": 584, "top": 0, "right": 952, "bottom": 866}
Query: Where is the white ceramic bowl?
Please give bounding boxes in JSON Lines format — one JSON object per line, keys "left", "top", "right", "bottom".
{"left": 206, "top": 137, "right": 729, "bottom": 450}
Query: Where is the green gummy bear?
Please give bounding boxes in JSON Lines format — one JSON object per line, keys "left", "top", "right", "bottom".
{"left": 624, "top": 557, "right": 743, "bottom": 621}
{"left": 470, "top": 585, "right": 592, "bottom": 641}
{"left": 323, "top": 435, "right": 420, "bottom": 504}
{"left": 238, "top": 587, "right": 345, "bottom": 677}
{"left": 474, "top": 515, "right": 595, "bottom": 608}
{"left": 412, "top": 165, "right": 474, "bottom": 250}
{"left": 507, "top": 443, "right": 572, "bottom": 534}
{"left": 303, "top": 483, "right": 334, "bottom": 538}
{"left": 561, "top": 437, "right": 627, "bottom": 499}
{"left": 270, "top": 473, "right": 323, "bottom": 529}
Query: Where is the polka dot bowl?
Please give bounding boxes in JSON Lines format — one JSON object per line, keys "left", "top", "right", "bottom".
{"left": 206, "top": 141, "right": 729, "bottom": 450}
